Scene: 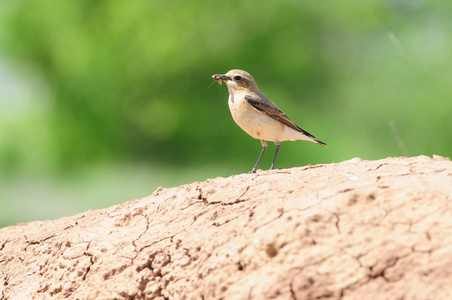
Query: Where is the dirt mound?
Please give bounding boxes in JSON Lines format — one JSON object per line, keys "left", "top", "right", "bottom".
{"left": 1, "top": 155, "right": 452, "bottom": 300}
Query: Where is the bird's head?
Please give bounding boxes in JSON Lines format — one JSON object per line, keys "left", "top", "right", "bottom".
{"left": 212, "top": 69, "right": 258, "bottom": 93}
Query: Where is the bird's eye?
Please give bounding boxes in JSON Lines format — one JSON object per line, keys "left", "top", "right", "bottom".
{"left": 234, "top": 75, "right": 242, "bottom": 81}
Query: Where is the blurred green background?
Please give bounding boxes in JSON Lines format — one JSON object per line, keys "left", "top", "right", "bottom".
{"left": 1, "top": 0, "right": 451, "bottom": 227}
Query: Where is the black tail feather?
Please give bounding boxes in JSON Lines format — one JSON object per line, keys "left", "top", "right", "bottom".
{"left": 315, "top": 139, "right": 327, "bottom": 146}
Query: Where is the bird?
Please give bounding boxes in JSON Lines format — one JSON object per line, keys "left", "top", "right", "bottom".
{"left": 212, "top": 69, "right": 327, "bottom": 173}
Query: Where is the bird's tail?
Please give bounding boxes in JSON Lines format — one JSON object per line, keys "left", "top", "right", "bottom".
{"left": 314, "top": 139, "right": 327, "bottom": 146}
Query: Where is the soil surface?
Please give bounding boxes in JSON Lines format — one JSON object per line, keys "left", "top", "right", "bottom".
{"left": 1, "top": 155, "right": 452, "bottom": 300}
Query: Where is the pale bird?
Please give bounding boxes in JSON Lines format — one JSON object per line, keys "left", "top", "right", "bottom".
{"left": 212, "top": 69, "right": 327, "bottom": 173}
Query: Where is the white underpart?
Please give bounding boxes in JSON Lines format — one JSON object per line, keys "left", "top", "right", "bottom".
{"left": 228, "top": 93, "right": 317, "bottom": 143}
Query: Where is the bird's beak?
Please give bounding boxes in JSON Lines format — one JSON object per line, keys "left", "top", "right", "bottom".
{"left": 212, "top": 74, "right": 230, "bottom": 85}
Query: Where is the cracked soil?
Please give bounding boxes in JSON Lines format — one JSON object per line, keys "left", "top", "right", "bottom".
{"left": 1, "top": 155, "right": 452, "bottom": 300}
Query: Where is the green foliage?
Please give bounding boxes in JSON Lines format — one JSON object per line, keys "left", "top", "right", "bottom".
{"left": 1, "top": 0, "right": 451, "bottom": 174}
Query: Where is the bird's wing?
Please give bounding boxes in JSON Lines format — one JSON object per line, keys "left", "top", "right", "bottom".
{"left": 244, "top": 94, "right": 316, "bottom": 138}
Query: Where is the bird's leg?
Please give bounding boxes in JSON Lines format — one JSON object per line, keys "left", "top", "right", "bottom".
{"left": 250, "top": 140, "right": 267, "bottom": 173}
{"left": 270, "top": 141, "right": 280, "bottom": 170}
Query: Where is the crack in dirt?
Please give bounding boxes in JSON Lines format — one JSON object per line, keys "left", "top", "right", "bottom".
{"left": 212, "top": 215, "right": 241, "bottom": 227}
{"left": 368, "top": 256, "right": 401, "bottom": 283}
{"left": 289, "top": 281, "right": 296, "bottom": 300}
{"left": 24, "top": 234, "right": 58, "bottom": 248}
{"left": 372, "top": 163, "right": 389, "bottom": 170}
{"left": 131, "top": 212, "right": 152, "bottom": 259}
{"left": 0, "top": 240, "right": 7, "bottom": 251}
{"left": 333, "top": 212, "right": 341, "bottom": 234}
{"left": 0, "top": 275, "right": 7, "bottom": 300}
{"left": 251, "top": 207, "right": 285, "bottom": 233}
{"left": 62, "top": 215, "right": 86, "bottom": 231}
{"left": 337, "top": 252, "right": 412, "bottom": 298}
{"left": 81, "top": 241, "right": 93, "bottom": 281}
{"left": 195, "top": 184, "right": 252, "bottom": 206}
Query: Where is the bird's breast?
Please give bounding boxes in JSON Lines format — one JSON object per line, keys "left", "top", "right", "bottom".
{"left": 228, "top": 94, "right": 285, "bottom": 141}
